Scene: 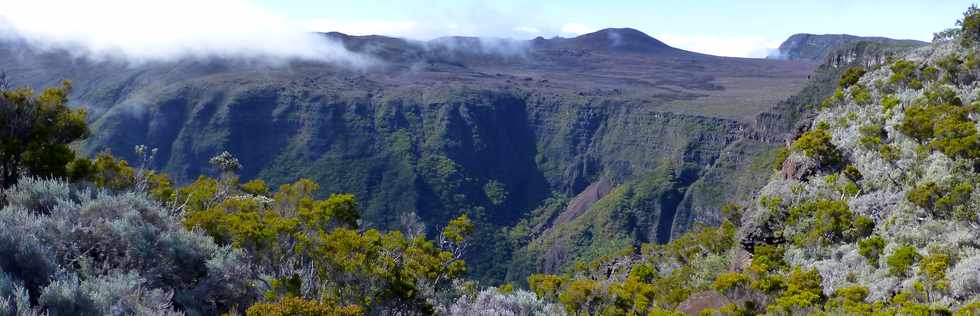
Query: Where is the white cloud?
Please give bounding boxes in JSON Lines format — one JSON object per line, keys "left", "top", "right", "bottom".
{"left": 513, "top": 26, "right": 541, "bottom": 34}
{"left": 654, "top": 33, "right": 783, "bottom": 58}
{"left": 0, "top": 0, "right": 373, "bottom": 65}
{"left": 560, "top": 23, "right": 595, "bottom": 36}
{"left": 300, "top": 19, "right": 426, "bottom": 39}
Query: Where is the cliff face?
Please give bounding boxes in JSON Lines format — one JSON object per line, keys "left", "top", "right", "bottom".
{"left": 770, "top": 33, "right": 927, "bottom": 62}
{"left": 0, "top": 29, "right": 821, "bottom": 282}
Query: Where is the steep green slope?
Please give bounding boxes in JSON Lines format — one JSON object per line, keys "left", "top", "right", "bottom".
{"left": 738, "top": 25, "right": 980, "bottom": 309}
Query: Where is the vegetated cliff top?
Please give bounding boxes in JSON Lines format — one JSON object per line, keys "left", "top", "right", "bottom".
{"left": 744, "top": 32, "right": 980, "bottom": 306}
{"left": 770, "top": 33, "right": 928, "bottom": 61}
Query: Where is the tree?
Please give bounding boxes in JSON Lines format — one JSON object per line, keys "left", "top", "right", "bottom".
{"left": 887, "top": 246, "right": 922, "bottom": 277}
{"left": 793, "top": 127, "right": 842, "bottom": 167}
{"left": 959, "top": 4, "right": 980, "bottom": 47}
{"left": 0, "top": 79, "right": 89, "bottom": 188}
{"left": 840, "top": 67, "right": 867, "bottom": 89}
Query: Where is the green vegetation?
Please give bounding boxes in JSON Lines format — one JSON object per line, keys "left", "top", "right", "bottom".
{"left": 838, "top": 66, "right": 867, "bottom": 89}
{"left": 858, "top": 235, "right": 887, "bottom": 267}
{"left": 0, "top": 80, "right": 88, "bottom": 188}
{"left": 772, "top": 146, "right": 790, "bottom": 171}
{"left": 792, "top": 124, "right": 843, "bottom": 167}
{"left": 887, "top": 245, "right": 922, "bottom": 277}
{"left": 851, "top": 84, "right": 873, "bottom": 105}
{"left": 890, "top": 59, "right": 923, "bottom": 89}
{"left": 960, "top": 5, "right": 980, "bottom": 47}
{"left": 897, "top": 86, "right": 980, "bottom": 159}
{"left": 907, "top": 180, "right": 975, "bottom": 219}
{"left": 787, "top": 199, "right": 872, "bottom": 246}
{"left": 840, "top": 67, "right": 867, "bottom": 89}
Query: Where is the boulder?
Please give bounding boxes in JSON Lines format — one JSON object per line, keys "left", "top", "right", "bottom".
{"left": 781, "top": 152, "right": 818, "bottom": 181}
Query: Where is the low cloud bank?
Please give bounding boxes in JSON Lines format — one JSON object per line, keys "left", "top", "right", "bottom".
{"left": 0, "top": 0, "right": 374, "bottom": 67}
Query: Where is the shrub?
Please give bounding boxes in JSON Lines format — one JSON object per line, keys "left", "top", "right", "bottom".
{"left": 921, "top": 252, "right": 951, "bottom": 291}
{"left": 908, "top": 182, "right": 940, "bottom": 209}
{"left": 244, "top": 296, "right": 362, "bottom": 316}
{"left": 448, "top": 288, "right": 564, "bottom": 316}
{"left": 38, "top": 272, "right": 181, "bottom": 316}
{"left": 793, "top": 127, "right": 842, "bottom": 167}
{"left": 951, "top": 255, "right": 980, "bottom": 298}
{"left": 787, "top": 199, "right": 871, "bottom": 246}
{"left": 887, "top": 245, "right": 922, "bottom": 277}
{"left": 880, "top": 144, "right": 901, "bottom": 162}
{"left": 827, "top": 284, "right": 871, "bottom": 314}
{"left": 938, "top": 54, "right": 964, "bottom": 84}
{"left": 858, "top": 124, "right": 886, "bottom": 150}
{"left": 769, "top": 268, "right": 825, "bottom": 314}
{"left": 935, "top": 182, "right": 973, "bottom": 218}
{"left": 858, "top": 236, "right": 886, "bottom": 267}
{"left": 890, "top": 60, "right": 919, "bottom": 88}
{"left": 958, "top": 301, "right": 980, "bottom": 316}
{"left": 908, "top": 181, "right": 974, "bottom": 219}
{"left": 851, "top": 84, "right": 873, "bottom": 105}
{"left": 558, "top": 279, "right": 602, "bottom": 315}
{"left": 843, "top": 164, "right": 863, "bottom": 181}
{"left": 960, "top": 4, "right": 980, "bottom": 47}
{"left": 840, "top": 67, "right": 867, "bottom": 89}
{"left": 528, "top": 274, "right": 564, "bottom": 301}
{"left": 750, "top": 245, "right": 787, "bottom": 274}
{"left": 882, "top": 95, "right": 901, "bottom": 113}
{"left": 712, "top": 272, "right": 750, "bottom": 301}
{"left": 0, "top": 178, "right": 259, "bottom": 314}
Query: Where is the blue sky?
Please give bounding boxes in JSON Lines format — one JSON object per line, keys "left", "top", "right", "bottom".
{"left": 256, "top": 0, "right": 975, "bottom": 57}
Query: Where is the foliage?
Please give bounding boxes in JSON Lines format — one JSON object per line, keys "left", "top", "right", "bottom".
{"left": 527, "top": 274, "right": 564, "bottom": 302}
{"left": 787, "top": 199, "right": 872, "bottom": 246}
{"left": 890, "top": 60, "right": 923, "bottom": 89}
{"left": 448, "top": 287, "right": 564, "bottom": 316}
{"left": 244, "top": 296, "right": 363, "bottom": 316}
{"left": 0, "top": 177, "right": 255, "bottom": 315}
{"left": 750, "top": 245, "right": 787, "bottom": 274}
{"left": 792, "top": 125, "right": 842, "bottom": 167}
{"left": 179, "top": 165, "right": 474, "bottom": 313}
{"left": 851, "top": 84, "right": 873, "bottom": 105}
{"left": 907, "top": 181, "right": 975, "bottom": 219}
{"left": 825, "top": 284, "right": 872, "bottom": 315}
{"left": 858, "top": 235, "right": 887, "bottom": 267}
{"left": 0, "top": 81, "right": 89, "bottom": 188}
{"left": 960, "top": 4, "right": 980, "bottom": 47}
{"left": 897, "top": 86, "right": 980, "bottom": 159}
{"left": 772, "top": 146, "right": 790, "bottom": 171}
{"left": 840, "top": 67, "right": 867, "bottom": 89}
{"left": 887, "top": 245, "right": 922, "bottom": 277}
{"left": 768, "top": 268, "right": 825, "bottom": 315}
{"left": 882, "top": 94, "right": 901, "bottom": 113}
{"left": 859, "top": 124, "right": 886, "bottom": 150}
{"left": 922, "top": 251, "right": 951, "bottom": 295}
{"left": 712, "top": 272, "right": 750, "bottom": 301}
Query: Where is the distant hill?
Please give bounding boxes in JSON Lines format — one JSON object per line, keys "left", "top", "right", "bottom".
{"left": 769, "top": 33, "right": 927, "bottom": 61}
